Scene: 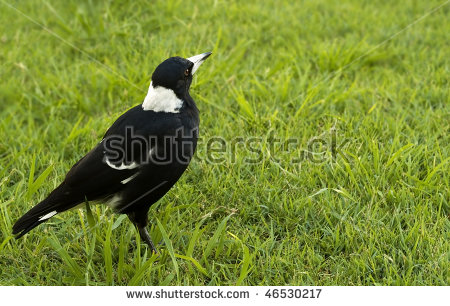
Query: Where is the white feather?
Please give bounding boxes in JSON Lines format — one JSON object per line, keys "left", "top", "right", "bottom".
{"left": 38, "top": 211, "right": 57, "bottom": 221}
{"left": 142, "top": 82, "right": 183, "bottom": 113}
{"left": 105, "top": 159, "right": 138, "bottom": 170}
{"left": 121, "top": 173, "right": 139, "bottom": 184}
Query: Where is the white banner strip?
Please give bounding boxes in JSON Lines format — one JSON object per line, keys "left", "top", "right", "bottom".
{"left": 1, "top": 286, "right": 448, "bottom": 306}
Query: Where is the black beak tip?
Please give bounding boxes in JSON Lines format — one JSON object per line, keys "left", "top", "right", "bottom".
{"left": 203, "top": 52, "right": 212, "bottom": 60}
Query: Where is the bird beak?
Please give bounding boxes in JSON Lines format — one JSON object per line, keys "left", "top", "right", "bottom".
{"left": 187, "top": 52, "right": 212, "bottom": 75}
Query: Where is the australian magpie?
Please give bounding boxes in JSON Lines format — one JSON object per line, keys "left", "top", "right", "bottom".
{"left": 12, "top": 52, "right": 212, "bottom": 253}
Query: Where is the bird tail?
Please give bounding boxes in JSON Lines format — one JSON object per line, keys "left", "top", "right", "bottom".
{"left": 12, "top": 183, "right": 77, "bottom": 238}
{"left": 12, "top": 197, "right": 59, "bottom": 238}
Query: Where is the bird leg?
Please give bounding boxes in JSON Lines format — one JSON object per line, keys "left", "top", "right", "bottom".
{"left": 138, "top": 226, "right": 158, "bottom": 254}
{"left": 127, "top": 210, "right": 158, "bottom": 254}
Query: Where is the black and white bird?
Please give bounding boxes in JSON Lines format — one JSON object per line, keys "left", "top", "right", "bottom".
{"left": 12, "top": 52, "right": 212, "bottom": 253}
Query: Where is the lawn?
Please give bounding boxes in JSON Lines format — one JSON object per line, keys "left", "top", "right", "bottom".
{"left": 0, "top": 0, "right": 448, "bottom": 285}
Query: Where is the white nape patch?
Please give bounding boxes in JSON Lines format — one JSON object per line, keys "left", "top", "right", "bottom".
{"left": 106, "top": 194, "right": 122, "bottom": 209}
{"left": 38, "top": 211, "right": 57, "bottom": 221}
{"left": 142, "top": 82, "right": 183, "bottom": 113}
{"left": 105, "top": 158, "right": 139, "bottom": 170}
{"left": 121, "top": 172, "right": 139, "bottom": 184}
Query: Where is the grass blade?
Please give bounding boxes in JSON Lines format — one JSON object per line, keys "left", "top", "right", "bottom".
{"left": 204, "top": 215, "right": 232, "bottom": 259}
{"left": 104, "top": 222, "right": 113, "bottom": 285}
{"left": 386, "top": 143, "right": 414, "bottom": 167}
{"left": 175, "top": 253, "right": 208, "bottom": 276}
{"left": 155, "top": 217, "right": 179, "bottom": 277}
{"left": 48, "top": 236, "right": 83, "bottom": 279}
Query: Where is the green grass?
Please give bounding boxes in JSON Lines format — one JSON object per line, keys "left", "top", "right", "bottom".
{"left": 0, "top": 0, "right": 449, "bottom": 285}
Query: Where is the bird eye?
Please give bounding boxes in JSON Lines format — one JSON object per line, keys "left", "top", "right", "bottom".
{"left": 184, "top": 69, "right": 190, "bottom": 76}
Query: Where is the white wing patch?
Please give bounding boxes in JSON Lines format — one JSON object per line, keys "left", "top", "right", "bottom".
{"left": 121, "top": 172, "right": 139, "bottom": 184}
{"left": 142, "top": 82, "right": 183, "bottom": 113}
{"left": 38, "top": 211, "right": 57, "bottom": 221}
{"left": 105, "top": 159, "right": 139, "bottom": 170}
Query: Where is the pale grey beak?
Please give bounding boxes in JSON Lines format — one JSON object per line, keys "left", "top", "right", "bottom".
{"left": 187, "top": 52, "right": 212, "bottom": 75}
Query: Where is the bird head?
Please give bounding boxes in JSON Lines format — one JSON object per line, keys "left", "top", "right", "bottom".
{"left": 151, "top": 52, "right": 212, "bottom": 97}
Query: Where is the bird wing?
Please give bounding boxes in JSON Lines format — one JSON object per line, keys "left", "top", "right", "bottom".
{"left": 63, "top": 105, "right": 183, "bottom": 199}
{"left": 12, "top": 106, "right": 184, "bottom": 237}
{"left": 63, "top": 143, "right": 137, "bottom": 196}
